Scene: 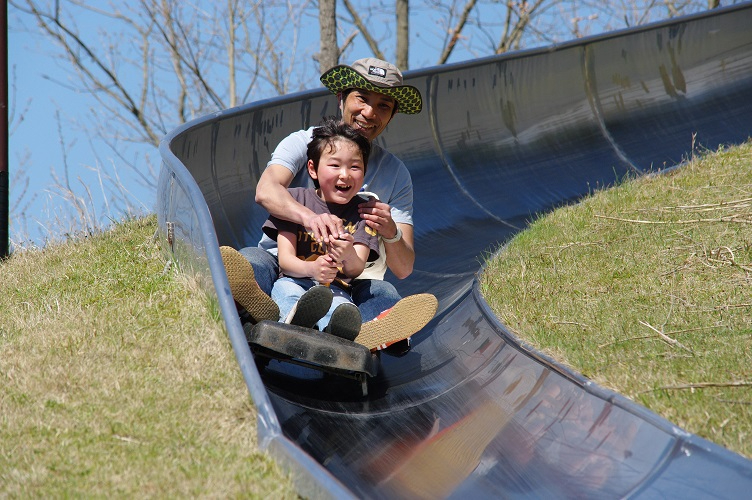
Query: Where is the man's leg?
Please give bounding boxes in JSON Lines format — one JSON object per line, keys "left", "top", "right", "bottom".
{"left": 351, "top": 279, "right": 438, "bottom": 352}
{"left": 238, "top": 246, "right": 279, "bottom": 296}
{"left": 350, "top": 279, "right": 401, "bottom": 323}
{"left": 220, "top": 246, "right": 279, "bottom": 323}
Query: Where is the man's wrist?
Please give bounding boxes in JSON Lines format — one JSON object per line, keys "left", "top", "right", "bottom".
{"left": 383, "top": 226, "right": 402, "bottom": 243}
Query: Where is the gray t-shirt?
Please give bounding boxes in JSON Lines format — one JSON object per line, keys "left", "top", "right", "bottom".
{"left": 258, "top": 126, "right": 414, "bottom": 255}
{"left": 262, "top": 187, "right": 380, "bottom": 282}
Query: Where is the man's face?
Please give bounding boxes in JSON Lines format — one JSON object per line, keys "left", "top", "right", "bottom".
{"left": 340, "top": 89, "right": 396, "bottom": 142}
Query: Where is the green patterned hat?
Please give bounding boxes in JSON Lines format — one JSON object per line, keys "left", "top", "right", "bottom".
{"left": 320, "top": 58, "right": 422, "bottom": 115}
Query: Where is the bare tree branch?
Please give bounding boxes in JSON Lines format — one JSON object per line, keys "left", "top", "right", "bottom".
{"left": 438, "top": 0, "right": 477, "bottom": 64}
{"left": 342, "top": 0, "right": 385, "bottom": 60}
{"left": 497, "top": 0, "right": 548, "bottom": 54}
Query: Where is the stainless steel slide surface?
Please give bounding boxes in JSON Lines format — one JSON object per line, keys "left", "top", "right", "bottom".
{"left": 157, "top": 4, "right": 752, "bottom": 498}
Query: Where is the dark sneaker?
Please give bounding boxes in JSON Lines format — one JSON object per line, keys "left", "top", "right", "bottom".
{"left": 356, "top": 293, "right": 438, "bottom": 352}
{"left": 220, "top": 246, "right": 279, "bottom": 322}
{"left": 325, "top": 302, "right": 362, "bottom": 341}
{"left": 285, "top": 285, "right": 333, "bottom": 329}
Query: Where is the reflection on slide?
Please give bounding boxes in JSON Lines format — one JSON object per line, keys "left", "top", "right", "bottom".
{"left": 158, "top": 4, "right": 752, "bottom": 498}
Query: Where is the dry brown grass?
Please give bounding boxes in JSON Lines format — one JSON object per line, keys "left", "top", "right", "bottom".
{"left": 0, "top": 215, "right": 296, "bottom": 497}
{"left": 482, "top": 142, "right": 752, "bottom": 458}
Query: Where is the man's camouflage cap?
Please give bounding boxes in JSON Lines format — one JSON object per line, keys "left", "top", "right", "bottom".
{"left": 320, "top": 58, "right": 422, "bottom": 115}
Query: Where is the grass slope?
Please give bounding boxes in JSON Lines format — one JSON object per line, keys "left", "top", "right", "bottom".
{"left": 482, "top": 142, "right": 752, "bottom": 459}
{"left": 0, "top": 216, "right": 296, "bottom": 497}
{"left": 2, "top": 143, "right": 749, "bottom": 496}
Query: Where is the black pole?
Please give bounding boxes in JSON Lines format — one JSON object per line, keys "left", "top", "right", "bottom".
{"left": 1, "top": 0, "right": 8, "bottom": 258}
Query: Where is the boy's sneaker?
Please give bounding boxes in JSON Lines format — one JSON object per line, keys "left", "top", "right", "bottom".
{"left": 285, "top": 285, "right": 333, "bottom": 329}
{"left": 356, "top": 293, "right": 438, "bottom": 352}
{"left": 220, "top": 246, "right": 279, "bottom": 323}
{"left": 324, "top": 302, "right": 362, "bottom": 341}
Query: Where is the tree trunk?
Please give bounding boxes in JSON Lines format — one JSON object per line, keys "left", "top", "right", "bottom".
{"left": 396, "top": 0, "right": 409, "bottom": 70}
{"left": 318, "top": 0, "right": 338, "bottom": 72}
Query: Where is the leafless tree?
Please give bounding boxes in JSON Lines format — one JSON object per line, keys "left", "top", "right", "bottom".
{"left": 10, "top": 0, "right": 315, "bottom": 149}
{"left": 342, "top": 0, "right": 387, "bottom": 61}
{"left": 9, "top": 0, "right": 723, "bottom": 245}
{"left": 13, "top": 0, "right": 718, "bottom": 150}
{"left": 9, "top": 0, "right": 317, "bottom": 243}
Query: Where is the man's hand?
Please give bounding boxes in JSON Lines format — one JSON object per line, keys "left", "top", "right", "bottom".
{"left": 257, "top": 164, "right": 344, "bottom": 242}
{"left": 305, "top": 212, "right": 345, "bottom": 244}
{"left": 358, "top": 197, "right": 399, "bottom": 239}
{"left": 358, "top": 196, "right": 415, "bottom": 279}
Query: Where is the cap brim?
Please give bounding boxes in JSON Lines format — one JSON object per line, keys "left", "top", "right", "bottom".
{"left": 320, "top": 65, "right": 422, "bottom": 115}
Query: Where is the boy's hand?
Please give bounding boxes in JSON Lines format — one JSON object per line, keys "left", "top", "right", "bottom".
{"left": 327, "top": 233, "right": 354, "bottom": 263}
{"left": 311, "top": 254, "right": 339, "bottom": 284}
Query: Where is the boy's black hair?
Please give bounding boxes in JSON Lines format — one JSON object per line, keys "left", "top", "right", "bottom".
{"left": 306, "top": 117, "right": 371, "bottom": 188}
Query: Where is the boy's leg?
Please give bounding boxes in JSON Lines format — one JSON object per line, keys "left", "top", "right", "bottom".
{"left": 270, "top": 277, "right": 307, "bottom": 325}
{"left": 285, "top": 284, "right": 333, "bottom": 329}
{"left": 321, "top": 287, "right": 362, "bottom": 341}
{"left": 221, "top": 246, "right": 279, "bottom": 323}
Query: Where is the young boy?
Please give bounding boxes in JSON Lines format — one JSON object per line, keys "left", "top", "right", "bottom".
{"left": 261, "top": 118, "right": 380, "bottom": 341}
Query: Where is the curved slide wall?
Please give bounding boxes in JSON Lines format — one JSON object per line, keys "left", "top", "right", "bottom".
{"left": 158, "top": 5, "right": 752, "bottom": 498}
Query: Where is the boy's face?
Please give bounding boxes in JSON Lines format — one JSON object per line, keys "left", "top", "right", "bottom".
{"left": 340, "top": 89, "right": 396, "bottom": 142}
{"left": 307, "top": 138, "right": 366, "bottom": 204}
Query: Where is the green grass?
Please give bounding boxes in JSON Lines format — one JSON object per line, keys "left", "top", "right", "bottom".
{"left": 0, "top": 215, "right": 296, "bottom": 498}
{"left": 2, "top": 143, "right": 750, "bottom": 496}
{"left": 481, "top": 141, "right": 752, "bottom": 458}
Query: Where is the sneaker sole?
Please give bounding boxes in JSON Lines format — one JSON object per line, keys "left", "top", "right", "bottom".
{"left": 356, "top": 293, "right": 438, "bottom": 351}
{"left": 326, "top": 303, "right": 362, "bottom": 341}
{"left": 288, "top": 285, "right": 333, "bottom": 329}
{"left": 220, "top": 246, "right": 279, "bottom": 322}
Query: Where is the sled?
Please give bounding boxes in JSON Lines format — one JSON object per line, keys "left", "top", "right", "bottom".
{"left": 244, "top": 320, "right": 380, "bottom": 396}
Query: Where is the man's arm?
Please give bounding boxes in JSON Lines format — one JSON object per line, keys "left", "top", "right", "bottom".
{"left": 384, "top": 222, "right": 414, "bottom": 279}
{"left": 255, "top": 164, "right": 343, "bottom": 241}
{"left": 255, "top": 164, "right": 309, "bottom": 225}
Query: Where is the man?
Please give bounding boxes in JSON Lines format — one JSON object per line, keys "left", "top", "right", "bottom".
{"left": 222, "top": 58, "right": 436, "bottom": 352}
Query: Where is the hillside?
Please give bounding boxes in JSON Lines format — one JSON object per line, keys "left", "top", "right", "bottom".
{"left": 0, "top": 216, "right": 296, "bottom": 497}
